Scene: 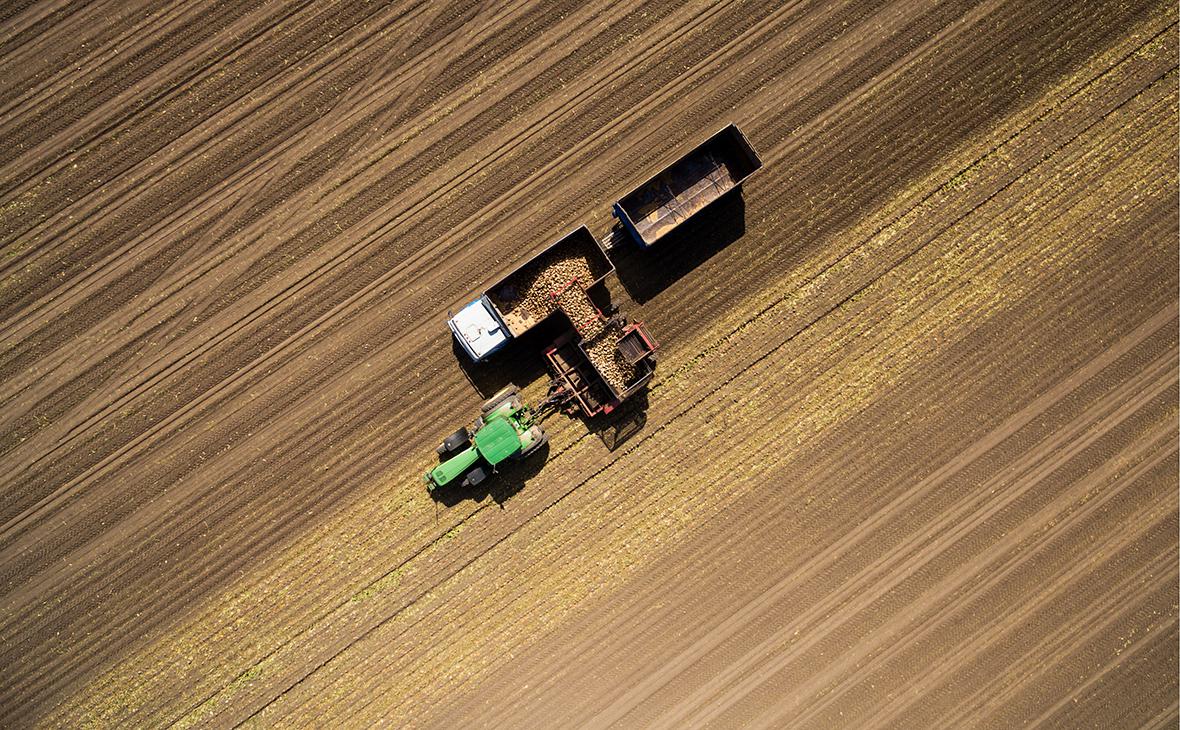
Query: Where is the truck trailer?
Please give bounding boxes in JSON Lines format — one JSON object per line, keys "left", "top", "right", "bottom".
{"left": 448, "top": 225, "right": 613, "bottom": 361}
{"left": 613, "top": 123, "right": 762, "bottom": 248}
{"left": 448, "top": 225, "right": 657, "bottom": 419}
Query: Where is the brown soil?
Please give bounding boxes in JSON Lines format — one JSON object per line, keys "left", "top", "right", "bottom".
{"left": 0, "top": 0, "right": 1176, "bottom": 727}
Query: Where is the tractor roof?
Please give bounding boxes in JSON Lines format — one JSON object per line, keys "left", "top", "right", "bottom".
{"left": 474, "top": 417, "right": 522, "bottom": 465}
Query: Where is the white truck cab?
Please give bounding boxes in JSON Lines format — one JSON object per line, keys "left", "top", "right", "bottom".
{"left": 449, "top": 297, "right": 510, "bottom": 360}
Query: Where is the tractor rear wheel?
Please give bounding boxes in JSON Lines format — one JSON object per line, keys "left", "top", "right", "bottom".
{"left": 437, "top": 427, "right": 470, "bottom": 457}
{"left": 480, "top": 385, "right": 519, "bottom": 415}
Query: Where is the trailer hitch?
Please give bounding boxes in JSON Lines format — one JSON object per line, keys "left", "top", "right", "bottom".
{"left": 536, "top": 379, "right": 576, "bottom": 419}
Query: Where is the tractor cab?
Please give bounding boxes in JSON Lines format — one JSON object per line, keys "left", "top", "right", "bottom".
{"left": 472, "top": 417, "right": 524, "bottom": 465}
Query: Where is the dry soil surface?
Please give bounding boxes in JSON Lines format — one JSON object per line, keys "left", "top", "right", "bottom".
{"left": 1, "top": 0, "right": 1177, "bottom": 727}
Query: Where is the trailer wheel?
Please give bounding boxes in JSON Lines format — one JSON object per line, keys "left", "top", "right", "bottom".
{"left": 480, "top": 385, "right": 519, "bottom": 415}
{"left": 437, "top": 427, "right": 470, "bottom": 457}
{"left": 462, "top": 466, "right": 489, "bottom": 488}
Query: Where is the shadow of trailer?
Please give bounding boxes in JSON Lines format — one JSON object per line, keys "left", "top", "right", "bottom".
{"left": 611, "top": 192, "right": 746, "bottom": 305}
{"left": 612, "top": 123, "right": 762, "bottom": 249}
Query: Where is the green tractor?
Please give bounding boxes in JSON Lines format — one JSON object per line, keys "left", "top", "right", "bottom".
{"left": 425, "top": 385, "right": 549, "bottom": 492}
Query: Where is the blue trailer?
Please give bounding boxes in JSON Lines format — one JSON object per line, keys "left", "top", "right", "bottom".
{"left": 613, "top": 123, "right": 762, "bottom": 248}
{"left": 449, "top": 225, "right": 614, "bottom": 361}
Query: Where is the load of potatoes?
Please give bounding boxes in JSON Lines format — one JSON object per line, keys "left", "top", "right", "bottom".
{"left": 583, "top": 322, "right": 638, "bottom": 394}
{"left": 489, "top": 251, "right": 634, "bottom": 393}
{"left": 555, "top": 284, "right": 605, "bottom": 339}
{"left": 490, "top": 253, "right": 596, "bottom": 325}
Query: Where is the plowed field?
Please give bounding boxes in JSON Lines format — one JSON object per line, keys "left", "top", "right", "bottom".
{"left": 2, "top": 0, "right": 1177, "bottom": 726}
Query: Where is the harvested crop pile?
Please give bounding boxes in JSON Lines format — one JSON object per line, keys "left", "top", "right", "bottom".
{"left": 583, "top": 322, "right": 637, "bottom": 394}
{"left": 555, "top": 284, "right": 605, "bottom": 338}
{"left": 489, "top": 252, "right": 596, "bottom": 326}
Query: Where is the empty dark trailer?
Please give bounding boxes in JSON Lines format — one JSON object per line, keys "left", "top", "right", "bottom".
{"left": 613, "top": 123, "right": 762, "bottom": 248}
